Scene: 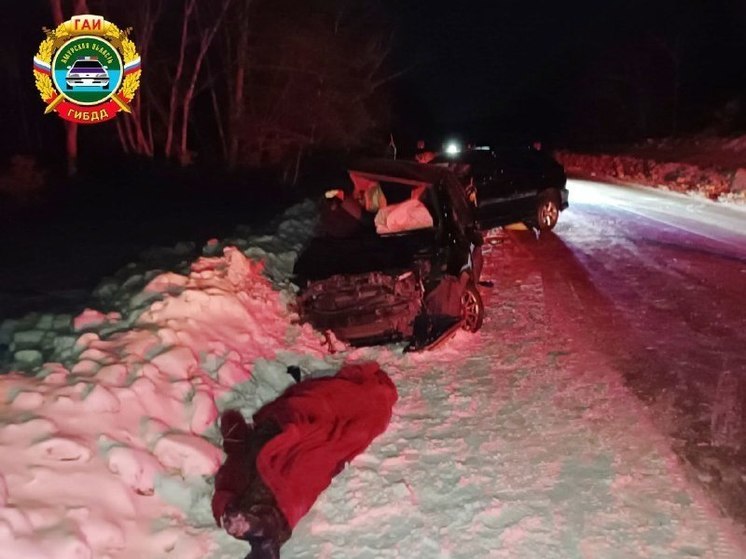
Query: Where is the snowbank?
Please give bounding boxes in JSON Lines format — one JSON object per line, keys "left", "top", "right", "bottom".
{"left": 556, "top": 149, "right": 746, "bottom": 204}
{"left": 0, "top": 202, "right": 340, "bottom": 559}
{"left": 2, "top": 198, "right": 745, "bottom": 559}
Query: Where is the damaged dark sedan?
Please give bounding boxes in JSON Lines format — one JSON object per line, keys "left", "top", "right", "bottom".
{"left": 293, "top": 159, "right": 485, "bottom": 350}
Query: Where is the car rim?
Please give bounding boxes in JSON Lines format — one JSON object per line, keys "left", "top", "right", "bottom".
{"left": 539, "top": 200, "right": 559, "bottom": 228}
{"left": 461, "top": 288, "right": 481, "bottom": 332}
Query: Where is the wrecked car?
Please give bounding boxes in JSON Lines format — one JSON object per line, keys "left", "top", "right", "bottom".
{"left": 431, "top": 146, "right": 569, "bottom": 231}
{"left": 293, "top": 159, "right": 485, "bottom": 350}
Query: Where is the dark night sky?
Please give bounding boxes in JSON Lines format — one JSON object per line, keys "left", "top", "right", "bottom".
{"left": 4, "top": 1, "right": 746, "bottom": 158}
{"left": 383, "top": 0, "right": 746, "bottom": 146}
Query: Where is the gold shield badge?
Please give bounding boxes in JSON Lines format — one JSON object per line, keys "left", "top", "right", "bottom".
{"left": 33, "top": 14, "right": 141, "bottom": 124}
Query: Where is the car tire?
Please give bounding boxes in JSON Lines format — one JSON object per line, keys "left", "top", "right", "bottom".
{"left": 460, "top": 282, "right": 484, "bottom": 333}
{"left": 536, "top": 190, "right": 560, "bottom": 231}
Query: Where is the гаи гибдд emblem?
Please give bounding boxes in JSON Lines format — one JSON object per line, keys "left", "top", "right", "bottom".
{"left": 33, "top": 14, "right": 141, "bottom": 124}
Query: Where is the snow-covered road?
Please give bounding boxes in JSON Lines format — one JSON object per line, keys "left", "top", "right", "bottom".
{"left": 277, "top": 222, "right": 746, "bottom": 559}
{"left": 567, "top": 179, "right": 746, "bottom": 255}
{"left": 519, "top": 178, "right": 746, "bottom": 526}
{"left": 1, "top": 186, "right": 746, "bottom": 559}
{"left": 273, "top": 183, "right": 746, "bottom": 557}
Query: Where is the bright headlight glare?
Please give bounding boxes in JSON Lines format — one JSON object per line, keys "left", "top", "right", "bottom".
{"left": 445, "top": 142, "right": 461, "bottom": 155}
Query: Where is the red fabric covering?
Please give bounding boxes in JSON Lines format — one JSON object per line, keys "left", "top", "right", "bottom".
{"left": 254, "top": 362, "right": 398, "bottom": 528}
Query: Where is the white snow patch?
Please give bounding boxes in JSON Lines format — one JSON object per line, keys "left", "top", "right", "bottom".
{"left": 0, "top": 200, "right": 744, "bottom": 558}
{"left": 0, "top": 204, "right": 330, "bottom": 558}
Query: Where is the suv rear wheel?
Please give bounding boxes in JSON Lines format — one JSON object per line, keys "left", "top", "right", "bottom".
{"left": 536, "top": 190, "right": 560, "bottom": 231}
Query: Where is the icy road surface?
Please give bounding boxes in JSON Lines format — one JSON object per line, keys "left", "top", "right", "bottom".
{"left": 1, "top": 192, "right": 745, "bottom": 559}
{"left": 521, "top": 178, "right": 746, "bottom": 526}
{"left": 274, "top": 181, "right": 746, "bottom": 559}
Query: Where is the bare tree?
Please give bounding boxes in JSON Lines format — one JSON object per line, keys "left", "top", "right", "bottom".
{"left": 49, "top": 0, "right": 90, "bottom": 176}
{"left": 95, "top": 0, "right": 233, "bottom": 164}
{"left": 158, "top": 0, "right": 232, "bottom": 164}
{"left": 224, "top": 0, "right": 252, "bottom": 168}
{"left": 177, "top": 0, "right": 232, "bottom": 165}
{"left": 115, "top": 0, "right": 163, "bottom": 157}
{"left": 232, "top": 0, "right": 397, "bottom": 178}
{"left": 60, "top": 0, "right": 393, "bottom": 172}
{"left": 164, "top": 0, "right": 196, "bottom": 159}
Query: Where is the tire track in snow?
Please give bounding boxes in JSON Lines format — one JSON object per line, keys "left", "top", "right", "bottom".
{"left": 279, "top": 231, "right": 746, "bottom": 559}
{"left": 540, "top": 201, "right": 746, "bottom": 526}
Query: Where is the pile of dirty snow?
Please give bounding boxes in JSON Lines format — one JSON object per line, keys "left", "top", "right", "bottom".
{"left": 556, "top": 143, "right": 746, "bottom": 203}
{"left": 0, "top": 201, "right": 347, "bottom": 558}
{"left": 2, "top": 199, "right": 746, "bottom": 559}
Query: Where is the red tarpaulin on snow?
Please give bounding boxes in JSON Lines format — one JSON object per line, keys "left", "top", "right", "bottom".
{"left": 253, "top": 362, "right": 398, "bottom": 528}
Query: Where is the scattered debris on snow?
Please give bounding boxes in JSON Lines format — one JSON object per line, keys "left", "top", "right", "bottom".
{"left": 0, "top": 200, "right": 744, "bottom": 558}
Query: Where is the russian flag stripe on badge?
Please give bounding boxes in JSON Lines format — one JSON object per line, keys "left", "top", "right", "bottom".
{"left": 123, "top": 57, "right": 141, "bottom": 74}
{"left": 33, "top": 57, "right": 51, "bottom": 74}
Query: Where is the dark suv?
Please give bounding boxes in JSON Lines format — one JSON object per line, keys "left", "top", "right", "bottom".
{"left": 293, "top": 159, "right": 485, "bottom": 350}
{"left": 431, "top": 146, "right": 569, "bottom": 231}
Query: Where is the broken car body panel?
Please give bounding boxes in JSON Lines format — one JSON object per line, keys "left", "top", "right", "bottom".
{"left": 293, "top": 159, "right": 483, "bottom": 349}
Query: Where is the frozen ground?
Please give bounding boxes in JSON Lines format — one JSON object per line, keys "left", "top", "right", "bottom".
{"left": 536, "top": 179, "right": 746, "bottom": 527}
{"left": 1, "top": 191, "right": 745, "bottom": 558}
{"left": 614, "top": 135, "right": 746, "bottom": 169}
{"left": 557, "top": 135, "right": 746, "bottom": 203}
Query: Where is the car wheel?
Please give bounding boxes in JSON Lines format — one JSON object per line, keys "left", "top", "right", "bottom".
{"left": 460, "top": 282, "right": 484, "bottom": 333}
{"left": 536, "top": 190, "right": 560, "bottom": 231}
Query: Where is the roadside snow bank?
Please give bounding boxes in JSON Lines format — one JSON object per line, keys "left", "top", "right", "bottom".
{"left": 556, "top": 151, "right": 746, "bottom": 203}
{"left": 0, "top": 203, "right": 335, "bottom": 559}
{"left": 2, "top": 197, "right": 745, "bottom": 559}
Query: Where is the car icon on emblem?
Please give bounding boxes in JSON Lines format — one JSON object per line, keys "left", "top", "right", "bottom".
{"left": 65, "top": 56, "right": 109, "bottom": 90}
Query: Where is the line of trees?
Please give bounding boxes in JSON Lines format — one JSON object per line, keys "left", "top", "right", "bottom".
{"left": 22, "top": 0, "right": 397, "bottom": 177}
{"left": 564, "top": 1, "right": 746, "bottom": 144}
